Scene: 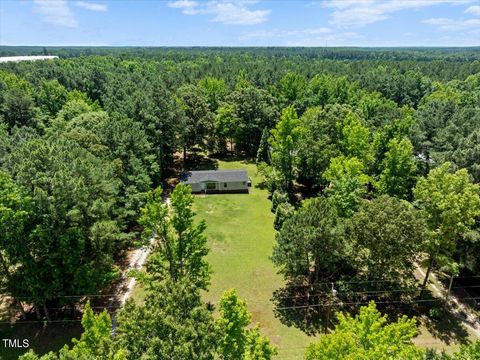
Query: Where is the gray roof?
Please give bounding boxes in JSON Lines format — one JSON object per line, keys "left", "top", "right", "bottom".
{"left": 182, "top": 169, "right": 248, "bottom": 184}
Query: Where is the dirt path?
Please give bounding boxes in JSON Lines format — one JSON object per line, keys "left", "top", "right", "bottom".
{"left": 112, "top": 197, "right": 170, "bottom": 310}
{"left": 415, "top": 265, "right": 480, "bottom": 337}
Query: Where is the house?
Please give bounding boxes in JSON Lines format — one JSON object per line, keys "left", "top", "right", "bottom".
{"left": 181, "top": 169, "right": 250, "bottom": 193}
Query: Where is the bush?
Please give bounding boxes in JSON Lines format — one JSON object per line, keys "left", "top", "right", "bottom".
{"left": 271, "top": 190, "right": 289, "bottom": 213}
{"left": 274, "top": 202, "right": 294, "bottom": 231}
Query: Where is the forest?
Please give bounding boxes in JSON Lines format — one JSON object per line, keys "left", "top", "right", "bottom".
{"left": 0, "top": 47, "right": 479, "bottom": 359}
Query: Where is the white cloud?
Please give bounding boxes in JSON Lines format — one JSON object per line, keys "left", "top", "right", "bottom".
{"left": 284, "top": 32, "right": 360, "bottom": 46}
{"left": 238, "top": 26, "right": 359, "bottom": 46}
{"left": 33, "top": 0, "right": 78, "bottom": 28}
{"left": 465, "top": 5, "right": 480, "bottom": 16}
{"left": 76, "top": 1, "right": 107, "bottom": 12}
{"left": 323, "top": 0, "right": 474, "bottom": 27}
{"left": 423, "top": 17, "right": 480, "bottom": 30}
{"left": 167, "top": 0, "right": 198, "bottom": 15}
{"left": 240, "top": 27, "right": 332, "bottom": 40}
{"left": 168, "top": 0, "right": 270, "bottom": 25}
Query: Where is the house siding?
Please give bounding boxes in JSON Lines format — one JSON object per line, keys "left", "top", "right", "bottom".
{"left": 189, "top": 180, "right": 248, "bottom": 193}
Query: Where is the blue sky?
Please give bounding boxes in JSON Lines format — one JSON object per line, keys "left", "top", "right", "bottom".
{"left": 1, "top": 0, "right": 480, "bottom": 46}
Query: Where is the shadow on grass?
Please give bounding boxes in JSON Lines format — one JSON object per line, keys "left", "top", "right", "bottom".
{"left": 272, "top": 282, "right": 472, "bottom": 344}
{"left": 209, "top": 152, "right": 255, "bottom": 164}
{"left": 271, "top": 282, "right": 329, "bottom": 335}
{"left": 184, "top": 152, "right": 219, "bottom": 171}
{"left": 422, "top": 304, "right": 471, "bottom": 345}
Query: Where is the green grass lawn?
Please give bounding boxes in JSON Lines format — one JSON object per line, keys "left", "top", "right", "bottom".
{"left": 194, "top": 159, "right": 313, "bottom": 359}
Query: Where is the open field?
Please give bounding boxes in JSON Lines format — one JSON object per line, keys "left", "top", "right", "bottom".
{"left": 194, "top": 158, "right": 313, "bottom": 359}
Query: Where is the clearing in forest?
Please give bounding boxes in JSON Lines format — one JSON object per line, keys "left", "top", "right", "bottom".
{"left": 194, "top": 159, "right": 312, "bottom": 359}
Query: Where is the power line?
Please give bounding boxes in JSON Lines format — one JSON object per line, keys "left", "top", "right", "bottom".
{"left": 275, "top": 297, "right": 480, "bottom": 311}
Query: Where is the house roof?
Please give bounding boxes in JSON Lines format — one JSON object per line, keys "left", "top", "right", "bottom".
{"left": 182, "top": 169, "right": 248, "bottom": 184}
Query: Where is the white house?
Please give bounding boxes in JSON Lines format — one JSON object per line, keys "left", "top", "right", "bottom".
{"left": 181, "top": 170, "right": 250, "bottom": 193}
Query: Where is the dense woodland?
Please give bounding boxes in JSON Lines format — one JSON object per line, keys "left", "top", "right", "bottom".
{"left": 0, "top": 47, "right": 480, "bottom": 359}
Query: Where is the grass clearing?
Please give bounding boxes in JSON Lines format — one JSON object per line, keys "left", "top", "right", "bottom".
{"left": 194, "top": 159, "right": 313, "bottom": 359}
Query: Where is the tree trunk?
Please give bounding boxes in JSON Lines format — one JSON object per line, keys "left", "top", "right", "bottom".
{"left": 43, "top": 303, "right": 51, "bottom": 322}
{"left": 422, "top": 256, "right": 435, "bottom": 288}
{"left": 183, "top": 146, "right": 187, "bottom": 164}
{"left": 17, "top": 300, "right": 27, "bottom": 320}
{"left": 35, "top": 306, "right": 41, "bottom": 320}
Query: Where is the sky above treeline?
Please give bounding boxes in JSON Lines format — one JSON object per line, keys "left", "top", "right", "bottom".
{"left": 1, "top": 0, "right": 480, "bottom": 47}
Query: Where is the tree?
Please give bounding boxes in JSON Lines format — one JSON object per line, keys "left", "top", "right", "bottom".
{"left": 139, "top": 184, "right": 210, "bottom": 290}
{"left": 114, "top": 278, "right": 218, "bottom": 360}
{"left": 256, "top": 127, "right": 270, "bottom": 165}
{"left": 217, "top": 289, "right": 276, "bottom": 360}
{"left": 272, "top": 197, "right": 345, "bottom": 284}
{"left": 273, "top": 202, "right": 294, "bottom": 231}
{"left": 279, "top": 72, "right": 307, "bottom": 108}
{"left": 63, "top": 111, "right": 157, "bottom": 224}
{"left": 304, "top": 302, "right": 423, "bottom": 360}
{"left": 227, "top": 86, "right": 278, "bottom": 156}
{"left": 2, "top": 87, "right": 37, "bottom": 131}
{"left": 377, "top": 137, "right": 417, "bottom": 199}
{"left": 198, "top": 76, "right": 227, "bottom": 112}
{"left": 4, "top": 137, "right": 122, "bottom": 315}
{"left": 269, "top": 106, "right": 300, "bottom": 192}
{"left": 414, "top": 163, "right": 480, "bottom": 287}
{"left": 0, "top": 171, "right": 32, "bottom": 317}
{"left": 346, "top": 195, "right": 426, "bottom": 283}
{"left": 454, "top": 128, "right": 480, "bottom": 183}
{"left": 215, "top": 104, "right": 239, "bottom": 154}
{"left": 323, "top": 156, "right": 369, "bottom": 218}
{"left": 37, "top": 79, "right": 69, "bottom": 117}
{"left": 339, "top": 112, "right": 371, "bottom": 163}
{"left": 177, "top": 84, "right": 214, "bottom": 161}
{"left": 296, "top": 105, "right": 349, "bottom": 186}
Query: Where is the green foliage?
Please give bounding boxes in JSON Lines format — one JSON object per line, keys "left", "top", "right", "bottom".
{"left": 37, "top": 79, "right": 68, "bottom": 117}
{"left": 115, "top": 278, "right": 218, "bottom": 360}
{"left": 304, "top": 302, "right": 423, "bottom": 360}
{"left": 256, "top": 127, "right": 270, "bottom": 165}
{"left": 217, "top": 289, "right": 276, "bottom": 360}
{"left": 296, "top": 105, "right": 349, "bottom": 186}
{"left": 226, "top": 85, "right": 279, "bottom": 156}
{"left": 339, "top": 112, "right": 371, "bottom": 163}
{"left": 323, "top": 156, "right": 369, "bottom": 217}
{"left": 273, "top": 202, "right": 294, "bottom": 231}
{"left": 216, "top": 104, "right": 239, "bottom": 153}
{"left": 269, "top": 106, "right": 300, "bottom": 191}
{"left": 346, "top": 195, "right": 426, "bottom": 282}
{"left": 414, "top": 163, "right": 480, "bottom": 277}
{"left": 62, "top": 111, "right": 157, "bottom": 223}
{"left": 271, "top": 190, "right": 289, "bottom": 213}
{"left": 377, "top": 137, "right": 417, "bottom": 199}
{"left": 177, "top": 84, "right": 214, "bottom": 156}
{"left": 198, "top": 76, "right": 227, "bottom": 112}
{"left": 3, "top": 137, "right": 122, "bottom": 307}
{"left": 139, "top": 184, "right": 211, "bottom": 290}
{"left": 272, "top": 196, "right": 345, "bottom": 284}
{"left": 280, "top": 72, "right": 307, "bottom": 108}
{"left": 217, "top": 289, "right": 251, "bottom": 359}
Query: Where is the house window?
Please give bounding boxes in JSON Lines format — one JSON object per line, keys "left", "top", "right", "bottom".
{"left": 206, "top": 182, "right": 216, "bottom": 190}
{"left": 224, "top": 182, "right": 227, "bottom": 188}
